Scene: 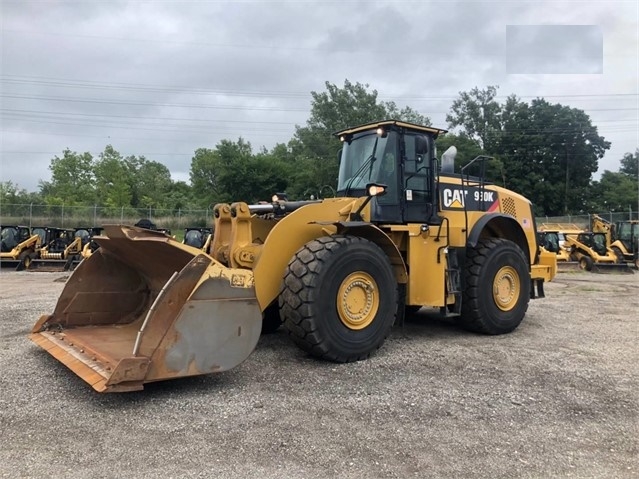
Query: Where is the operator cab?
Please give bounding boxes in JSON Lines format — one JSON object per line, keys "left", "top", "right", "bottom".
{"left": 616, "top": 221, "right": 639, "bottom": 251}
{"left": 335, "top": 120, "right": 447, "bottom": 224}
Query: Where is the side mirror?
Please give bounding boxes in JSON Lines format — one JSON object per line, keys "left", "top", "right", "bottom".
{"left": 415, "top": 135, "right": 428, "bottom": 155}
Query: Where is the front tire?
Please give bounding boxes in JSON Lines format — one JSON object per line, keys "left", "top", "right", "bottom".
{"left": 280, "top": 235, "right": 398, "bottom": 362}
{"left": 579, "top": 256, "right": 593, "bottom": 271}
{"left": 458, "top": 238, "right": 530, "bottom": 335}
{"left": 17, "top": 250, "right": 34, "bottom": 271}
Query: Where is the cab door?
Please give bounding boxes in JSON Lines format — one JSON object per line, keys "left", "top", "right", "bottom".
{"left": 402, "top": 133, "right": 434, "bottom": 223}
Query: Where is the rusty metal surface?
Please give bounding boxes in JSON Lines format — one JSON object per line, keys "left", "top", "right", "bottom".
{"left": 30, "top": 224, "right": 262, "bottom": 392}
{"left": 161, "top": 284, "right": 261, "bottom": 376}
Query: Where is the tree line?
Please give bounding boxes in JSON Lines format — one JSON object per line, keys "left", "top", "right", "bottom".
{"left": 1, "top": 80, "right": 637, "bottom": 216}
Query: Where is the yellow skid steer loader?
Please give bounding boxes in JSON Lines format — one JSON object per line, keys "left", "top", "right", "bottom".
{"left": 30, "top": 120, "right": 557, "bottom": 392}
{"left": 564, "top": 232, "right": 633, "bottom": 273}
{"left": 0, "top": 225, "right": 40, "bottom": 270}
{"left": 29, "top": 227, "right": 83, "bottom": 272}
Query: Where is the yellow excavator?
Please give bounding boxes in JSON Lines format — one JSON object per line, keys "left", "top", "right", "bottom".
{"left": 29, "top": 120, "right": 557, "bottom": 392}
{"left": 591, "top": 215, "right": 639, "bottom": 269}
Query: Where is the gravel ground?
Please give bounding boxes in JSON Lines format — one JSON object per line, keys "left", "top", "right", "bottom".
{"left": 0, "top": 270, "right": 637, "bottom": 479}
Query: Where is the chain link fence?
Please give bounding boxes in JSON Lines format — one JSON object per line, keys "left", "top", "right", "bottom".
{"left": 0, "top": 203, "right": 213, "bottom": 232}
{"left": 537, "top": 211, "right": 637, "bottom": 229}
{"left": 1, "top": 203, "right": 636, "bottom": 232}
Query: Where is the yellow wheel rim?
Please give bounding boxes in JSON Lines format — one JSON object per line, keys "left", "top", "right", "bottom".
{"left": 492, "top": 266, "right": 520, "bottom": 312}
{"left": 337, "top": 272, "right": 379, "bottom": 330}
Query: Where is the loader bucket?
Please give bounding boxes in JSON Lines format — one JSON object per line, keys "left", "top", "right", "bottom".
{"left": 29, "top": 225, "right": 262, "bottom": 393}
{"left": 591, "top": 262, "right": 634, "bottom": 274}
{"left": 556, "top": 261, "right": 581, "bottom": 272}
{"left": 0, "top": 258, "right": 23, "bottom": 271}
{"left": 28, "top": 257, "right": 75, "bottom": 272}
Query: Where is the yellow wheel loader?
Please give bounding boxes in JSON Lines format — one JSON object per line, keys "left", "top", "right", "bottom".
{"left": 29, "top": 227, "right": 84, "bottom": 272}
{"left": 29, "top": 120, "right": 557, "bottom": 392}
{"left": 592, "top": 215, "right": 639, "bottom": 269}
{"left": 0, "top": 225, "right": 40, "bottom": 271}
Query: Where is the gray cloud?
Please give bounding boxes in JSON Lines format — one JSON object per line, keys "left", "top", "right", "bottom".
{"left": 507, "top": 25, "right": 603, "bottom": 74}
{"left": 0, "top": 1, "right": 636, "bottom": 191}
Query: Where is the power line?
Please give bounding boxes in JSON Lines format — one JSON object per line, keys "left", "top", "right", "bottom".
{"left": 0, "top": 108, "right": 299, "bottom": 125}
{"left": 0, "top": 93, "right": 311, "bottom": 112}
{"left": 0, "top": 76, "right": 311, "bottom": 99}
{"left": 2, "top": 74, "right": 637, "bottom": 102}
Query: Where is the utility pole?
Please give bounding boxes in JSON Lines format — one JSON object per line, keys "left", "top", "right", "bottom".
{"left": 564, "top": 145, "right": 570, "bottom": 215}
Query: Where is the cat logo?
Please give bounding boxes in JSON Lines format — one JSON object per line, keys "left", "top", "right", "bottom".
{"left": 440, "top": 184, "right": 498, "bottom": 211}
{"left": 442, "top": 188, "right": 468, "bottom": 208}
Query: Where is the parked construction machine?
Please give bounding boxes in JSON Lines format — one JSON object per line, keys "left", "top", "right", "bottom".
{"left": 537, "top": 223, "right": 586, "bottom": 270}
{"left": 0, "top": 225, "right": 40, "bottom": 270}
{"left": 183, "top": 227, "right": 213, "bottom": 251}
{"left": 71, "top": 227, "right": 105, "bottom": 269}
{"left": 563, "top": 231, "right": 632, "bottom": 273}
{"left": 537, "top": 230, "right": 571, "bottom": 262}
{"left": 29, "top": 227, "right": 83, "bottom": 271}
{"left": 591, "top": 215, "right": 639, "bottom": 268}
{"left": 29, "top": 120, "right": 557, "bottom": 392}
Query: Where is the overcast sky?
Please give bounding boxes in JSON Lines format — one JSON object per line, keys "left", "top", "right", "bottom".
{"left": 1, "top": 0, "right": 637, "bottom": 193}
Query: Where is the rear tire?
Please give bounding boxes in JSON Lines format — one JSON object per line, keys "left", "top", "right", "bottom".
{"left": 458, "top": 238, "right": 530, "bottom": 335}
{"left": 611, "top": 247, "right": 624, "bottom": 264}
{"left": 280, "top": 235, "right": 397, "bottom": 362}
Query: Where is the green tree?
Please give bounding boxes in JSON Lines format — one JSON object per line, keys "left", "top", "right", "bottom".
{"left": 43, "top": 149, "right": 95, "bottom": 206}
{"left": 93, "top": 145, "right": 132, "bottom": 210}
{"left": 446, "top": 86, "right": 502, "bottom": 152}
{"left": 0, "top": 181, "right": 31, "bottom": 205}
{"left": 500, "top": 98, "right": 608, "bottom": 215}
{"left": 591, "top": 170, "right": 638, "bottom": 212}
{"left": 190, "top": 147, "right": 222, "bottom": 205}
{"left": 123, "top": 155, "right": 173, "bottom": 209}
{"left": 190, "top": 138, "right": 290, "bottom": 205}
{"left": 165, "top": 181, "right": 196, "bottom": 210}
{"left": 446, "top": 88, "right": 610, "bottom": 215}
{"left": 588, "top": 150, "right": 638, "bottom": 213}
{"left": 136, "top": 160, "right": 173, "bottom": 209}
{"left": 619, "top": 149, "right": 638, "bottom": 178}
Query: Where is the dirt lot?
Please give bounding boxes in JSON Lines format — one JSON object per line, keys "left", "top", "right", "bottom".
{"left": 0, "top": 270, "right": 637, "bottom": 479}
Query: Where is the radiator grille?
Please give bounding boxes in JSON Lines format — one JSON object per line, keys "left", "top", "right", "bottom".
{"left": 502, "top": 197, "right": 517, "bottom": 218}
